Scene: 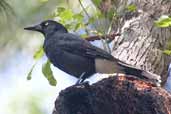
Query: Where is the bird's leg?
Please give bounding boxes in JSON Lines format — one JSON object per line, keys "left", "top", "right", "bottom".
{"left": 75, "top": 72, "right": 86, "bottom": 85}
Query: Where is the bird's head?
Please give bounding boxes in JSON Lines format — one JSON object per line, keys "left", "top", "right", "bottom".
{"left": 24, "top": 20, "right": 68, "bottom": 36}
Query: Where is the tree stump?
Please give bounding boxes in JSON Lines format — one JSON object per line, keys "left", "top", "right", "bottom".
{"left": 53, "top": 76, "right": 171, "bottom": 114}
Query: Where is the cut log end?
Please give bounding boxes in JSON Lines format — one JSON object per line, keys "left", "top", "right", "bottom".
{"left": 53, "top": 76, "right": 171, "bottom": 114}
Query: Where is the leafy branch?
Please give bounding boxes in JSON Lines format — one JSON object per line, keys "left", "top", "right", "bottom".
{"left": 155, "top": 15, "right": 171, "bottom": 56}
{"left": 78, "top": 0, "right": 91, "bottom": 18}
{"left": 84, "top": 32, "right": 120, "bottom": 42}
{"left": 155, "top": 15, "right": 171, "bottom": 28}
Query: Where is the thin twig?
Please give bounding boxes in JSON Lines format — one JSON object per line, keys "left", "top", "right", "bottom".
{"left": 78, "top": 0, "right": 117, "bottom": 53}
{"left": 84, "top": 33, "right": 121, "bottom": 41}
{"left": 78, "top": 0, "right": 91, "bottom": 18}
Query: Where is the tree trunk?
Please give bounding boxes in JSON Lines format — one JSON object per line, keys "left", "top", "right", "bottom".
{"left": 53, "top": 76, "right": 171, "bottom": 114}
{"left": 99, "top": 0, "right": 171, "bottom": 85}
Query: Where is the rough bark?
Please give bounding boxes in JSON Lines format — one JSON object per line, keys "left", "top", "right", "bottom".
{"left": 53, "top": 76, "right": 171, "bottom": 114}
{"left": 98, "top": 0, "right": 171, "bottom": 85}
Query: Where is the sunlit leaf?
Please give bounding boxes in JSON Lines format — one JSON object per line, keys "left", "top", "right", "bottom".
{"left": 155, "top": 16, "right": 171, "bottom": 28}
{"left": 163, "top": 50, "right": 171, "bottom": 55}
{"left": 127, "top": 4, "right": 137, "bottom": 12}
{"left": 27, "top": 63, "right": 36, "bottom": 80}
{"left": 51, "top": 7, "right": 66, "bottom": 18}
{"left": 59, "top": 9, "right": 73, "bottom": 20}
{"left": 42, "top": 60, "right": 57, "bottom": 86}
{"left": 33, "top": 47, "right": 44, "bottom": 60}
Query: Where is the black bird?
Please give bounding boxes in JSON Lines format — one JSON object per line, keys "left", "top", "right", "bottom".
{"left": 24, "top": 20, "right": 161, "bottom": 86}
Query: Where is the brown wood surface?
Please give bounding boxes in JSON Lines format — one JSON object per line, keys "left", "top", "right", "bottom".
{"left": 53, "top": 76, "right": 171, "bottom": 114}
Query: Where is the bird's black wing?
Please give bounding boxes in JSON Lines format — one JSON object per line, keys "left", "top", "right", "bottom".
{"left": 56, "top": 33, "right": 114, "bottom": 60}
{"left": 55, "top": 33, "right": 161, "bottom": 85}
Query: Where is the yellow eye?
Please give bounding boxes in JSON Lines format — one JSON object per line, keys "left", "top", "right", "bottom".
{"left": 44, "top": 22, "right": 49, "bottom": 26}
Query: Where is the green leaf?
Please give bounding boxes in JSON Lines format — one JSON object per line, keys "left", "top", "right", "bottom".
{"left": 163, "top": 50, "right": 171, "bottom": 55}
{"left": 155, "top": 16, "right": 171, "bottom": 28}
{"left": 27, "top": 63, "right": 36, "bottom": 80}
{"left": 73, "top": 13, "right": 84, "bottom": 22}
{"left": 88, "top": 17, "right": 95, "bottom": 24}
{"left": 59, "top": 9, "right": 73, "bottom": 20}
{"left": 33, "top": 47, "right": 44, "bottom": 60}
{"left": 96, "top": 10, "right": 104, "bottom": 18}
{"left": 42, "top": 60, "right": 57, "bottom": 86}
{"left": 107, "top": 10, "right": 117, "bottom": 20}
{"left": 92, "top": 0, "right": 101, "bottom": 6}
{"left": 74, "top": 23, "right": 82, "bottom": 31}
{"left": 65, "top": 23, "right": 73, "bottom": 30}
{"left": 57, "top": 7, "right": 66, "bottom": 13}
{"left": 127, "top": 4, "right": 137, "bottom": 12}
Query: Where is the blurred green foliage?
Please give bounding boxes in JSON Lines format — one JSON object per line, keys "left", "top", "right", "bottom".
{"left": 52, "top": 7, "right": 85, "bottom": 31}
{"left": 127, "top": 4, "right": 137, "bottom": 12}
{"left": 8, "top": 94, "right": 46, "bottom": 114}
{"left": 0, "top": 0, "right": 59, "bottom": 71}
{"left": 155, "top": 15, "right": 171, "bottom": 55}
{"left": 91, "top": 0, "right": 101, "bottom": 7}
{"left": 0, "top": 0, "right": 15, "bottom": 24}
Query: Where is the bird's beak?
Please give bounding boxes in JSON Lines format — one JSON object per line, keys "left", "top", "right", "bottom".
{"left": 24, "top": 24, "right": 42, "bottom": 32}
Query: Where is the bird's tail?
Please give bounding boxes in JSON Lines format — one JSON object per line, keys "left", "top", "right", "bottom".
{"left": 141, "top": 70, "right": 161, "bottom": 87}
{"left": 118, "top": 62, "right": 161, "bottom": 86}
